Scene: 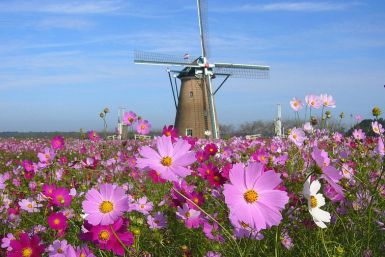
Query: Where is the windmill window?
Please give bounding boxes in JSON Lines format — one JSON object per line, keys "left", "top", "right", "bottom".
{"left": 204, "top": 110, "right": 208, "bottom": 116}
{"left": 186, "top": 128, "right": 193, "bottom": 137}
{"left": 189, "top": 92, "right": 193, "bottom": 98}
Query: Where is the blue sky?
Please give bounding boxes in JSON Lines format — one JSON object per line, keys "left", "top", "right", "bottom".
{"left": 0, "top": 0, "right": 384, "bottom": 132}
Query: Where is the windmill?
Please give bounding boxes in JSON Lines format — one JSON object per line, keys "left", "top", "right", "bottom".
{"left": 134, "top": 0, "right": 270, "bottom": 139}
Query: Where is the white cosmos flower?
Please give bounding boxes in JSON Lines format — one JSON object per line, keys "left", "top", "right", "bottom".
{"left": 302, "top": 178, "right": 331, "bottom": 228}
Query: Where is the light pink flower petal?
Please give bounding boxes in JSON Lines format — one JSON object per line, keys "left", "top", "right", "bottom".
{"left": 253, "top": 170, "right": 282, "bottom": 192}
{"left": 244, "top": 163, "right": 263, "bottom": 189}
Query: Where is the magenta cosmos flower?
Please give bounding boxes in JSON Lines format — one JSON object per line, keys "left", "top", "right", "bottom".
{"left": 88, "top": 131, "right": 100, "bottom": 142}
{"left": 223, "top": 162, "right": 289, "bottom": 231}
{"left": 51, "top": 136, "right": 65, "bottom": 150}
{"left": 290, "top": 97, "right": 304, "bottom": 111}
{"left": 162, "top": 125, "right": 179, "bottom": 143}
{"left": 305, "top": 94, "right": 322, "bottom": 109}
{"left": 136, "top": 120, "right": 151, "bottom": 135}
{"left": 47, "top": 212, "right": 68, "bottom": 230}
{"left": 8, "top": 233, "right": 45, "bottom": 257}
{"left": 122, "top": 111, "right": 137, "bottom": 126}
{"left": 136, "top": 135, "right": 196, "bottom": 182}
{"left": 82, "top": 183, "right": 128, "bottom": 226}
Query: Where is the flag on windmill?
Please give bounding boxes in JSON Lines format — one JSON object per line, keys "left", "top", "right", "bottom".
{"left": 184, "top": 53, "right": 189, "bottom": 59}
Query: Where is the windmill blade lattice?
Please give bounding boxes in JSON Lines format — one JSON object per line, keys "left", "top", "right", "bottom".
{"left": 134, "top": 51, "right": 199, "bottom": 66}
{"left": 214, "top": 67, "right": 270, "bottom": 79}
{"left": 197, "top": 0, "right": 211, "bottom": 59}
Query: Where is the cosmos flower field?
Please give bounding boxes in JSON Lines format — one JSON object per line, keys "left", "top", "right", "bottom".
{"left": 0, "top": 98, "right": 384, "bottom": 256}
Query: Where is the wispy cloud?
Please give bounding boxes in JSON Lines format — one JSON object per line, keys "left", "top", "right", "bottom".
{"left": 0, "top": 1, "right": 124, "bottom": 14}
{"left": 214, "top": 2, "right": 362, "bottom": 13}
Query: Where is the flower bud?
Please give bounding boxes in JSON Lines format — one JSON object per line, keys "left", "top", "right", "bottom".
{"left": 312, "top": 119, "right": 318, "bottom": 125}
{"left": 138, "top": 116, "right": 142, "bottom": 120}
{"left": 104, "top": 108, "right": 109, "bottom": 113}
{"left": 372, "top": 107, "right": 381, "bottom": 116}
{"left": 325, "top": 110, "right": 331, "bottom": 115}
{"left": 340, "top": 112, "right": 345, "bottom": 118}
{"left": 100, "top": 113, "right": 104, "bottom": 118}
{"left": 132, "top": 228, "right": 141, "bottom": 237}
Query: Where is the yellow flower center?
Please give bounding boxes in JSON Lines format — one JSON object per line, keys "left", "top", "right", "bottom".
{"left": 311, "top": 101, "right": 315, "bottom": 105}
{"left": 156, "top": 172, "right": 161, "bottom": 176}
{"left": 324, "top": 101, "right": 328, "bottom": 105}
{"left": 141, "top": 205, "right": 145, "bottom": 209}
{"left": 260, "top": 156, "right": 265, "bottom": 161}
{"left": 209, "top": 148, "right": 213, "bottom": 152}
{"left": 293, "top": 135, "right": 297, "bottom": 139}
{"left": 181, "top": 189, "right": 185, "bottom": 194}
{"left": 99, "top": 201, "right": 114, "bottom": 213}
{"left": 357, "top": 134, "right": 360, "bottom": 138}
{"left": 128, "top": 117, "right": 134, "bottom": 122}
{"left": 22, "top": 248, "right": 33, "bottom": 257}
{"left": 54, "top": 219, "right": 60, "bottom": 225}
{"left": 46, "top": 154, "right": 50, "bottom": 159}
{"left": 294, "top": 102, "right": 298, "bottom": 107}
{"left": 28, "top": 203, "right": 33, "bottom": 208}
{"left": 244, "top": 189, "right": 258, "bottom": 203}
{"left": 166, "top": 132, "right": 171, "bottom": 136}
{"left": 193, "top": 198, "right": 199, "bottom": 204}
{"left": 161, "top": 156, "right": 172, "bottom": 166}
{"left": 375, "top": 127, "right": 378, "bottom": 131}
{"left": 344, "top": 169, "right": 348, "bottom": 174}
{"left": 310, "top": 196, "right": 318, "bottom": 208}
{"left": 80, "top": 254, "right": 86, "bottom": 257}
{"left": 214, "top": 175, "right": 220, "bottom": 182}
{"left": 57, "top": 248, "right": 63, "bottom": 253}
{"left": 155, "top": 220, "right": 160, "bottom": 224}
{"left": 57, "top": 196, "right": 64, "bottom": 203}
{"left": 99, "top": 230, "right": 110, "bottom": 241}
{"left": 48, "top": 190, "right": 52, "bottom": 194}
{"left": 206, "top": 170, "right": 210, "bottom": 174}
{"left": 141, "top": 125, "right": 145, "bottom": 129}
{"left": 185, "top": 212, "right": 191, "bottom": 217}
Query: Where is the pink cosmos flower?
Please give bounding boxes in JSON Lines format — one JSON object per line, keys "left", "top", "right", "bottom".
{"left": 312, "top": 146, "right": 344, "bottom": 196}
{"left": 48, "top": 239, "right": 69, "bottom": 257}
{"left": 51, "top": 136, "right": 65, "bottom": 150}
{"left": 203, "top": 222, "right": 224, "bottom": 243}
{"left": 290, "top": 97, "right": 304, "bottom": 111}
{"left": 8, "top": 233, "right": 45, "bottom": 257}
{"left": 355, "top": 115, "right": 362, "bottom": 121}
{"left": 289, "top": 127, "right": 306, "bottom": 147}
{"left": 352, "top": 129, "right": 366, "bottom": 140}
{"left": 0, "top": 174, "right": 7, "bottom": 190}
{"left": 37, "top": 147, "right": 56, "bottom": 166}
{"left": 1, "top": 233, "right": 15, "bottom": 251}
{"left": 122, "top": 111, "right": 137, "bottom": 126}
{"left": 88, "top": 131, "right": 100, "bottom": 142}
{"left": 136, "top": 136, "right": 196, "bottom": 182}
{"left": 371, "top": 121, "right": 384, "bottom": 135}
{"left": 204, "top": 144, "right": 218, "bottom": 156}
{"left": 136, "top": 196, "right": 153, "bottom": 215}
{"left": 136, "top": 120, "right": 152, "bottom": 135}
{"left": 84, "top": 218, "right": 134, "bottom": 256}
{"left": 47, "top": 212, "right": 68, "bottom": 230}
{"left": 320, "top": 94, "right": 336, "bottom": 108}
{"left": 223, "top": 162, "right": 289, "bottom": 231}
{"left": 163, "top": 125, "right": 179, "bottom": 143}
{"left": 305, "top": 94, "right": 322, "bottom": 108}
{"left": 147, "top": 212, "right": 167, "bottom": 229}
{"left": 147, "top": 170, "right": 166, "bottom": 184}
{"left": 52, "top": 187, "right": 72, "bottom": 207}
{"left": 176, "top": 203, "right": 201, "bottom": 228}
{"left": 82, "top": 183, "right": 129, "bottom": 226}
{"left": 197, "top": 161, "right": 218, "bottom": 180}
{"left": 374, "top": 137, "right": 384, "bottom": 156}
{"left": 302, "top": 122, "right": 313, "bottom": 134}
{"left": 19, "top": 198, "right": 42, "bottom": 213}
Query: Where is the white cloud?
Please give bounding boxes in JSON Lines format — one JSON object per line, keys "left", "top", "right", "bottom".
{"left": 214, "top": 2, "right": 362, "bottom": 13}
{"left": 0, "top": 1, "right": 123, "bottom": 14}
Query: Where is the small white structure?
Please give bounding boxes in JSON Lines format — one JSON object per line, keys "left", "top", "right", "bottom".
{"left": 274, "top": 103, "right": 282, "bottom": 137}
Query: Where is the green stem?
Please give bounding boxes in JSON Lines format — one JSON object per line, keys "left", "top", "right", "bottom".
{"left": 109, "top": 224, "right": 130, "bottom": 253}
{"left": 172, "top": 187, "right": 242, "bottom": 256}
{"left": 320, "top": 228, "right": 331, "bottom": 257}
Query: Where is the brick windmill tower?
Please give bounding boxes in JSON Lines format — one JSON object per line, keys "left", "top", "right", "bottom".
{"left": 134, "top": 0, "right": 270, "bottom": 139}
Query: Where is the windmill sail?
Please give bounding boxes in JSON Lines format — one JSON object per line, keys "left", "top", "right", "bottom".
{"left": 214, "top": 63, "right": 270, "bottom": 79}
{"left": 197, "top": 0, "right": 211, "bottom": 59}
{"left": 134, "top": 51, "right": 199, "bottom": 67}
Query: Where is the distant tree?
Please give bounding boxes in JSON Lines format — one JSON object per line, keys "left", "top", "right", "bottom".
{"left": 346, "top": 118, "right": 385, "bottom": 137}
{"left": 219, "top": 124, "right": 236, "bottom": 137}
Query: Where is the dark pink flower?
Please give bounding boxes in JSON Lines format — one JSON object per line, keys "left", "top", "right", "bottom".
{"left": 204, "top": 144, "right": 218, "bottom": 156}
{"left": 8, "top": 233, "right": 45, "bottom": 257}
{"left": 51, "top": 136, "right": 65, "bottom": 150}
{"left": 162, "top": 125, "right": 179, "bottom": 143}
{"left": 47, "top": 212, "right": 68, "bottom": 230}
